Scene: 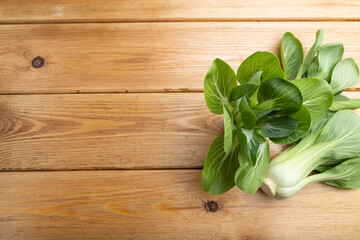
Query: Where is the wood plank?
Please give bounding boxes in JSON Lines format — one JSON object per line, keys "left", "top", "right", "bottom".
{"left": 1, "top": 22, "right": 360, "bottom": 94}
{"left": 0, "top": 170, "right": 359, "bottom": 239}
{"left": 1, "top": 92, "right": 359, "bottom": 171}
{"left": 0, "top": 92, "right": 289, "bottom": 171}
{"left": 1, "top": 0, "right": 360, "bottom": 23}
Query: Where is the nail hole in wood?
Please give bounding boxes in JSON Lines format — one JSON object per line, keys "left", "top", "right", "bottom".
{"left": 32, "top": 57, "right": 45, "bottom": 68}
{"left": 203, "top": 200, "right": 218, "bottom": 212}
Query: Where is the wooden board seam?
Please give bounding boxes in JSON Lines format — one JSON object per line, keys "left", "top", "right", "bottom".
{"left": 1, "top": 19, "right": 360, "bottom": 25}
{"left": 0, "top": 168, "right": 204, "bottom": 172}
{"left": 0, "top": 89, "right": 358, "bottom": 95}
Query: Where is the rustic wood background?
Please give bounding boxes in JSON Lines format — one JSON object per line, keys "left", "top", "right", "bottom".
{"left": 1, "top": 1, "right": 360, "bottom": 239}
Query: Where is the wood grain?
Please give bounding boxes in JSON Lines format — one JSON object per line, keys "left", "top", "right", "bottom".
{"left": 0, "top": 92, "right": 289, "bottom": 171}
{"left": 0, "top": 170, "right": 359, "bottom": 239}
{"left": 1, "top": 92, "right": 359, "bottom": 171}
{"left": 1, "top": 22, "right": 360, "bottom": 94}
{"left": 1, "top": 0, "right": 360, "bottom": 23}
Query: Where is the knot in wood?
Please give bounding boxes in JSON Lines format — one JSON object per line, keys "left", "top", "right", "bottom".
{"left": 204, "top": 200, "right": 218, "bottom": 212}
{"left": 32, "top": 57, "right": 45, "bottom": 68}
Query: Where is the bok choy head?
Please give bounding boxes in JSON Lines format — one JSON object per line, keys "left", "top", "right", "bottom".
{"left": 202, "top": 29, "right": 360, "bottom": 198}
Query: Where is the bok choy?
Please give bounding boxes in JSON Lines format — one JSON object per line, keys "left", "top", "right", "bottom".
{"left": 202, "top": 29, "right": 360, "bottom": 199}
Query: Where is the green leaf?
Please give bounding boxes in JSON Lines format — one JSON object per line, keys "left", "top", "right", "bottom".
{"left": 235, "top": 137, "right": 270, "bottom": 194}
{"left": 233, "top": 97, "right": 256, "bottom": 130}
{"left": 292, "top": 78, "right": 334, "bottom": 120}
{"left": 329, "top": 95, "right": 360, "bottom": 111}
{"left": 223, "top": 105, "right": 235, "bottom": 153}
{"left": 230, "top": 85, "right": 256, "bottom": 101}
{"left": 333, "top": 94, "right": 350, "bottom": 101}
{"left": 317, "top": 158, "right": 360, "bottom": 189}
{"left": 254, "top": 78, "right": 303, "bottom": 115}
{"left": 204, "top": 58, "right": 236, "bottom": 114}
{"left": 230, "top": 71, "right": 261, "bottom": 101}
{"left": 314, "top": 163, "right": 336, "bottom": 173}
{"left": 247, "top": 70, "right": 262, "bottom": 85}
{"left": 318, "top": 110, "right": 360, "bottom": 161}
{"left": 257, "top": 115, "right": 297, "bottom": 138}
{"left": 237, "top": 52, "right": 284, "bottom": 84}
{"left": 296, "top": 29, "right": 324, "bottom": 79}
{"left": 330, "top": 58, "right": 359, "bottom": 94}
{"left": 237, "top": 129, "right": 266, "bottom": 166}
{"left": 202, "top": 134, "right": 239, "bottom": 194}
{"left": 270, "top": 105, "right": 312, "bottom": 144}
{"left": 253, "top": 109, "right": 274, "bottom": 120}
{"left": 307, "top": 42, "right": 344, "bottom": 82}
{"left": 308, "top": 111, "right": 335, "bottom": 135}
{"left": 281, "top": 32, "right": 303, "bottom": 80}
{"left": 311, "top": 110, "right": 360, "bottom": 173}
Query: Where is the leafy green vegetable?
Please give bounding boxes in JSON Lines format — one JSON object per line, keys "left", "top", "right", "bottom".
{"left": 307, "top": 42, "right": 344, "bottom": 82}
{"left": 202, "top": 134, "right": 239, "bottom": 194}
{"left": 202, "top": 29, "right": 360, "bottom": 198}
{"left": 281, "top": 32, "right": 303, "bottom": 80}
{"left": 204, "top": 58, "right": 236, "bottom": 114}
{"left": 330, "top": 58, "right": 359, "bottom": 94}
{"left": 237, "top": 52, "right": 284, "bottom": 84}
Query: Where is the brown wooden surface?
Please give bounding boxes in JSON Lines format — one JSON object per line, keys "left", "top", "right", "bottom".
{"left": 1, "top": 22, "right": 360, "bottom": 94}
{"left": 0, "top": 92, "right": 288, "bottom": 171}
{"left": 1, "top": 170, "right": 359, "bottom": 240}
{"left": 1, "top": 0, "right": 360, "bottom": 23}
{"left": 1, "top": 1, "right": 360, "bottom": 239}
{"left": 1, "top": 92, "right": 358, "bottom": 171}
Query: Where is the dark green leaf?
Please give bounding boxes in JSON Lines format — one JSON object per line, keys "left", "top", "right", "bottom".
{"left": 281, "top": 32, "right": 303, "bottom": 80}
{"left": 257, "top": 115, "right": 297, "bottom": 138}
{"left": 204, "top": 58, "right": 236, "bottom": 114}
{"left": 296, "top": 29, "right": 324, "bottom": 79}
{"left": 252, "top": 109, "right": 275, "bottom": 119}
{"left": 254, "top": 78, "right": 303, "bottom": 115}
{"left": 230, "top": 85, "right": 257, "bottom": 102}
{"left": 270, "top": 105, "right": 312, "bottom": 144}
{"left": 307, "top": 42, "right": 344, "bottom": 82}
{"left": 202, "top": 134, "right": 239, "bottom": 194}
{"left": 237, "top": 52, "right": 284, "bottom": 84}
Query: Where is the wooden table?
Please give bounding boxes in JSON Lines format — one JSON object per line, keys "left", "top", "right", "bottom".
{"left": 1, "top": 1, "right": 360, "bottom": 239}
